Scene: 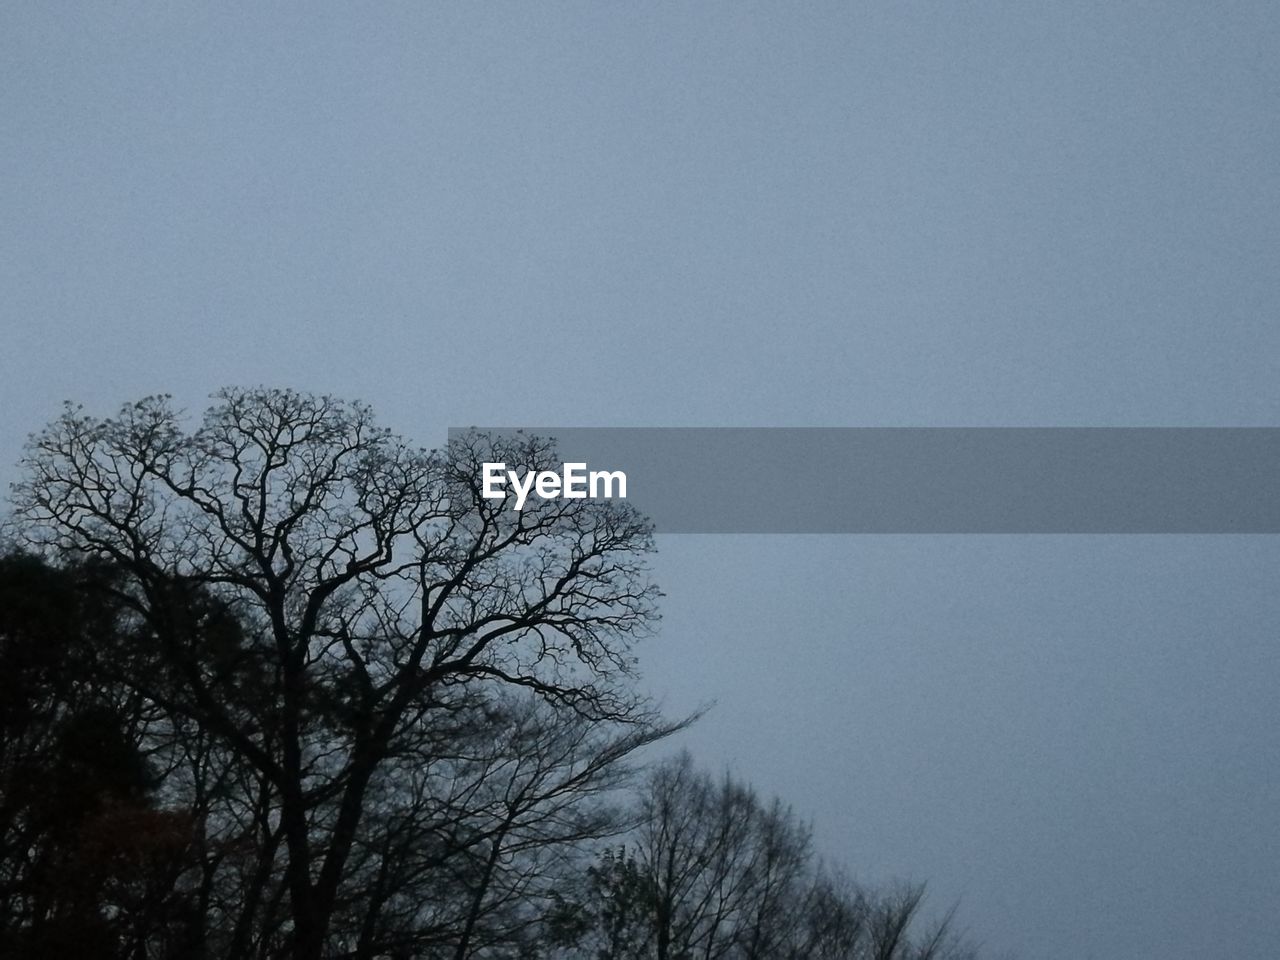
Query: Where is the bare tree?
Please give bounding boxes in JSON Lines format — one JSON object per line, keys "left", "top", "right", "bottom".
{"left": 6, "top": 388, "right": 1001, "bottom": 960}
{"left": 629, "top": 752, "right": 812, "bottom": 960}
{"left": 326, "top": 689, "right": 692, "bottom": 960}
{"left": 11, "top": 388, "right": 666, "bottom": 960}
{"left": 564, "top": 755, "right": 980, "bottom": 960}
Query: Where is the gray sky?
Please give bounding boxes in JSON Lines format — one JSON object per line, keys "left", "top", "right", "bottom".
{"left": 3, "top": 4, "right": 1279, "bottom": 958}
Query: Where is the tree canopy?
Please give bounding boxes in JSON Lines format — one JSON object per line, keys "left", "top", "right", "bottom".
{"left": 1, "top": 388, "right": 989, "bottom": 960}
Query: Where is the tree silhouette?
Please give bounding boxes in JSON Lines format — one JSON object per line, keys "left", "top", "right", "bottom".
{"left": 3, "top": 388, "right": 1000, "bottom": 960}
{"left": 10, "top": 389, "right": 669, "bottom": 960}
{"left": 0, "top": 555, "right": 200, "bottom": 959}
{"left": 558, "top": 754, "right": 978, "bottom": 960}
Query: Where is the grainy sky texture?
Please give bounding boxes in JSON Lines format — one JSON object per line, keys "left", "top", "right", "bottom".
{"left": 3, "top": 5, "right": 1279, "bottom": 958}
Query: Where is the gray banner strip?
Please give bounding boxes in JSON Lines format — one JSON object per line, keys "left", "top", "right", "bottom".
{"left": 447, "top": 428, "right": 1280, "bottom": 533}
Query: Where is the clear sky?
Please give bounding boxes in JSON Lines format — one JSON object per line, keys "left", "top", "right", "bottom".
{"left": 3, "top": 4, "right": 1279, "bottom": 958}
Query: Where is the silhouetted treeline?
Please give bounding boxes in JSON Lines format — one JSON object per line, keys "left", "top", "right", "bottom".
{"left": 0, "top": 389, "right": 987, "bottom": 959}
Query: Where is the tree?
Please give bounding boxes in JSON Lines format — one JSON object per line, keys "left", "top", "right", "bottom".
{"left": 6, "top": 387, "right": 1003, "bottom": 960}
{"left": 326, "top": 689, "right": 690, "bottom": 960}
{"left": 10, "top": 388, "right": 669, "bottom": 960}
{"left": 0, "top": 554, "right": 201, "bottom": 960}
{"left": 561, "top": 754, "right": 978, "bottom": 960}
{"left": 629, "top": 751, "right": 813, "bottom": 960}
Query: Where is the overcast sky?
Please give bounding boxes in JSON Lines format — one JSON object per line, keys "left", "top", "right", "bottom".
{"left": 3, "top": 5, "right": 1279, "bottom": 958}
